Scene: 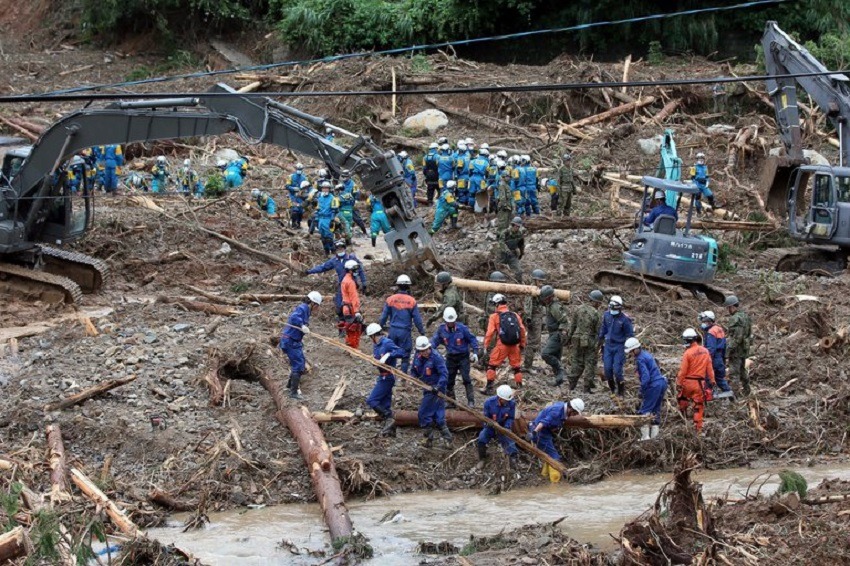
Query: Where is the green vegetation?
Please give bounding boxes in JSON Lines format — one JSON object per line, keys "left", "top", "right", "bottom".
{"left": 203, "top": 173, "right": 226, "bottom": 198}
{"left": 778, "top": 469, "right": 808, "bottom": 499}
{"left": 716, "top": 241, "right": 740, "bottom": 274}
{"left": 647, "top": 41, "right": 664, "bottom": 65}
{"left": 1, "top": 482, "right": 23, "bottom": 530}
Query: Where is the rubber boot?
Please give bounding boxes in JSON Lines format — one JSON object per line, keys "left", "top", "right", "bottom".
{"left": 464, "top": 383, "right": 475, "bottom": 406}
{"left": 475, "top": 442, "right": 487, "bottom": 470}
{"left": 450, "top": 215, "right": 458, "bottom": 230}
{"left": 439, "top": 424, "right": 453, "bottom": 445}
{"left": 617, "top": 381, "right": 626, "bottom": 398}
{"left": 639, "top": 425, "right": 651, "bottom": 442}
{"left": 707, "top": 195, "right": 717, "bottom": 209}
{"left": 289, "top": 373, "right": 306, "bottom": 400}
{"left": 650, "top": 425, "right": 660, "bottom": 439}
{"left": 370, "top": 236, "right": 376, "bottom": 247}
{"left": 480, "top": 381, "right": 495, "bottom": 396}
{"left": 540, "top": 463, "right": 550, "bottom": 479}
{"left": 607, "top": 378, "right": 616, "bottom": 394}
{"left": 422, "top": 428, "right": 435, "bottom": 447}
{"left": 552, "top": 368, "right": 566, "bottom": 387}
{"left": 380, "top": 418, "right": 397, "bottom": 437}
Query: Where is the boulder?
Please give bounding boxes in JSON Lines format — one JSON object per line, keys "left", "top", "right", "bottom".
{"left": 638, "top": 135, "right": 663, "bottom": 156}
{"left": 402, "top": 109, "right": 448, "bottom": 135}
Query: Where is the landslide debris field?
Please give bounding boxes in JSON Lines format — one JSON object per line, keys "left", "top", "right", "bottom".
{"left": 1, "top": 37, "right": 849, "bottom": 565}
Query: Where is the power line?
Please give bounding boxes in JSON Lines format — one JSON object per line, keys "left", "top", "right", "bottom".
{"left": 33, "top": 0, "right": 789, "bottom": 97}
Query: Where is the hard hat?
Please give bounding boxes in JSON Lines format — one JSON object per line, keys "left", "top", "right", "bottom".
{"left": 435, "top": 271, "right": 452, "bottom": 285}
{"left": 609, "top": 295, "right": 624, "bottom": 308}
{"left": 511, "top": 216, "right": 523, "bottom": 225}
{"left": 562, "top": 153, "right": 572, "bottom": 160}
{"left": 496, "top": 384, "right": 514, "bottom": 401}
{"left": 440, "top": 143, "right": 450, "bottom": 151}
{"left": 458, "top": 141, "right": 467, "bottom": 150}
{"left": 429, "top": 142, "right": 439, "bottom": 149}
{"left": 307, "top": 291, "right": 323, "bottom": 305}
{"left": 318, "top": 168, "right": 328, "bottom": 177}
{"left": 491, "top": 293, "right": 506, "bottom": 304}
{"left": 446, "top": 180, "right": 457, "bottom": 188}
{"left": 300, "top": 180, "right": 311, "bottom": 189}
{"left": 489, "top": 271, "right": 507, "bottom": 282}
{"left": 589, "top": 290, "right": 604, "bottom": 302}
{"left": 398, "top": 151, "right": 408, "bottom": 159}
{"left": 724, "top": 295, "right": 739, "bottom": 307}
{"left": 521, "top": 154, "right": 531, "bottom": 163}
{"left": 682, "top": 327, "right": 699, "bottom": 341}
{"left": 217, "top": 159, "right": 227, "bottom": 167}
{"left": 568, "top": 398, "right": 585, "bottom": 414}
{"left": 320, "top": 180, "right": 332, "bottom": 189}
{"left": 698, "top": 310, "right": 716, "bottom": 322}
{"left": 295, "top": 162, "right": 304, "bottom": 169}
{"left": 480, "top": 143, "right": 490, "bottom": 150}
{"left": 496, "top": 159, "right": 506, "bottom": 169}
{"left": 341, "top": 169, "right": 351, "bottom": 177}
{"left": 624, "top": 337, "right": 641, "bottom": 353}
{"left": 479, "top": 148, "right": 490, "bottom": 156}
{"left": 497, "top": 150, "right": 508, "bottom": 158}
{"left": 70, "top": 155, "right": 84, "bottom": 166}
{"left": 653, "top": 190, "right": 665, "bottom": 200}
{"left": 251, "top": 188, "right": 261, "bottom": 197}
{"left": 344, "top": 259, "right": 359, "bottom": 270}
{"left": 530, "top": 268, "right": 547, "bottom": 281}
{"left": 366, "top": 323, "right": 383, "bottom": 336}
{"left": 443, "top": 307, "right": 458, "bottom": 322}
{"left": 156, "top": 155, "right": 166, "bottom": 162}
{"left": 539, "top": 285, "right": 555, "bottom": 300}
{"left": 437, "top": 136, "right": 448, "bottom": 144}
{"left": 396, "top": 274, "right": 412, "bottom": 286}
{"left": 183, "top": 158, "right": 191, "bottom": 167}
{"left": 335, "top": 240, "right": 346, "bottom": 249}
{"left": 696, "top": 152, "right": 706, "bottom": 159}
{"left": 415, "top": 335, "right": 431, "bottom": 351}
{"left": 465, "top": 137, "right": 474, "bottom": 145}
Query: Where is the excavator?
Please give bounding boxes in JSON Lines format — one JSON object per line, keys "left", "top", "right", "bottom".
{"left": 0, "top": 84, "right": 440, "bottom": 302}
{"left": 758, "top": 21, "right": 850, "bottom": 274}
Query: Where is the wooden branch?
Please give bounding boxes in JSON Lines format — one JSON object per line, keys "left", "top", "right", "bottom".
{"left": 46, "top": 425, "right": 71, "bottom": 503}
{"left": 452, "top": 277, "right": 571, "bottom": 302}
{"left": 58, "top": 64, "right": 94, "bottom": 77}
{"left": 148, "top": 488, "right": 196, "bottom": 512}
{"left": 70, "top": 468, "right": 142, "bottom": 537}
{"left": 653, "top": 98, "right": 682, "bottom": 123}
{"left": 569, "top": 96, "right": 656, "bottom": 129}
{"left": 0, "top": 115, "right": 39, "bottom": 141}
{"left": 44, "top": 375, "right": 138, "bottom": 412}
{"left": 156, "top": 296, "right": 241, "bottom": 316}
{"left": 727, "top": 125, "right": 759, "bottom": 170}
{"left": 803, "top": 493, "right": 850, "bottom": 505}
{"left": 183, "top": 285, "right": 241, "bottom": 305}
{"left": 525, "top": 216, "right": 634, "bottom": 231}
{"left": 237, "top": 81, "right": 262, "bottom": 93}
{"left": 621, "top": 54, "right": 632, "bottom": 93}
{"left": 424, "top": 96, "right": 541, "bottom": 140}
{"left": 324, "top": 377, "right": 348, "bottom": 412}
{"left": 0, "top": 526, "right": 32, "bottom": 562}
{"left": 237, "top": 293, "right": 305, "bottom": 303}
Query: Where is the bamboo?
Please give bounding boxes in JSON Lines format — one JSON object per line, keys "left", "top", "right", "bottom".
{"left": 70, "top": 468, "right": 142, "bottom": 537}
{"left": 44, "top": 375, "right": 138, "bottom": 412}
{"left": 452, "top": 277, "right": 571, "bottom": 302}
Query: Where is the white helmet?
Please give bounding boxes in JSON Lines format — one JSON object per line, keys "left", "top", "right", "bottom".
{"left": 496, "top": 384, "right": 514, "bottom": 401}
{"left": 217, "top": 159, "right": 227, "bottom": 168}
{"left": 318, "top": 168, "right": 328, "bottom": 177}
{"left": 396, "top": 274, "right": 412, "bottom": 286}
{"left": 415, "top": 336, "right": 431, "bottom": 351}
{"left": 183, "top": 158, "right": 191, "bottom": 167}
{"left": 491, "top": 293, "right": 505, "bottom": 304}
{"left": 443, "top": 307, "right": 458, "bottom": 323}
{"left": 609, "top": 295, "right": 623, "bottom": 309}
{"left": 446, "top": 180, "right": 457, "bottom": 189}
{"left": 496, "top": 159, "right": 506, "bottom": 169}
{"left": 457, "top": 141, "right": 467, "bottom": 151}
{"left": 465, "top": 137, "right": 474, "bottom": 145}
{"left": 480, "top": 143, "right": 490, "bottom": 150}
{"left": 521, "top": 154, "right": 531, "bottom": 164}
{"left": 624, "top": 337, "right": 641, "bottom": 353}
{"left": 698, "top": 310, "right": 716, "bottom": 322}
{"left": 653, "top": 190, "right": 665, "bottom": 200}
{"left": 440, "top": 143, "right": 450, "bottom": 151}
{"left": 497, "top": 150, "right": 508, "bottom": 159}
{"left": 320, "top": 180, "right": 332, "bottom": 189}
{"left": 251, "top": 188, "right": 261, "bottom": 197}
{"left": 157, "top": 156, "right": 167, "bottom": 163}
{"left": 479, "top": 148, "right": 490, "bottom": 156}
{"left": 429, "top": 142, "right": 439, "bottom": 149}
{"left": 398, "top": 151, "right": 408, "bottom": 159}
{"left": 307, "top": 291, "right": 323, "bottom": 305}
{"left": 344, "top": 259, "right": 359, "bottom": 271}
{"left": 366, "top": 323, "right": 383, "bottom": 337}
{"left": 295, "top": 162, "right": 304, "bottom": 169}
{"left": 696, "top": 152, "right": 706, "bottom": 159}
{"left": 300, "top": 180, "right": 311, "bottom": 189}
{"left": 682, "top": 327, "right": 699, "bottom": 341}
{"left": 568, "top": 398, "right": 585, "bottom": 414}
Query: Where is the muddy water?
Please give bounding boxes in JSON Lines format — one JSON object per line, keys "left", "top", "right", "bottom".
{"left": 149, "top": 463, "right": 850, "bottom": 565}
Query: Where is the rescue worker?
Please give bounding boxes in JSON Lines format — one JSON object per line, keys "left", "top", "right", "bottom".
{"left": 366, "top": 323, "right": 406, "bottom": 437}
{"left": 495, "top": 159, "right": 514, "bottom": 232}
{"left": 430, "top": 307, "right": 479, "bottom": 406}
{"left": 398, "top": 151, "right": 417, "bottom": 205}
{"left": 528, "top": 398, "right": 585, "bottom": 483}
{"left": 315, "top": 181, "right": 337, "bottom": 255}
{"left": 100, "top": 144, "right": 124, "bottom": 194}
{"left": 379, "top": 274, "right": 426, "bottom": 373}
{"left": 430, "top": 180, "right": 459, "bottom": 234}
{"left": 336, "top": 181, "right": 357, "bottom": 240}
{"left": 224, "top": 158, "right": 244, "bottom": 189}
{"left": 427, "top": 271, "right": 465, "bottom": 326}
{"left": 677, "top": 328, "right": 716, "bottom": 433}
{"left": 478, "top": 271, "right": 507, "bottom": 369}
{"left": 539, "top": 285, "right": 570, "bottom": 387}
{"left": 278, "top": 291, "right": 323, "bottom": 400}
{"left": 286, "top": 163, "right": 309, "bottom": 195}
{"left": 521, "top": 155, "right": 539, "bottom": 215}
{"left": 251, "top": 188, "right": 277, "bottom": 216}
{"left": 325, "top": 127, "right": 336, "bottom": 143}
{"left": 699, "top": 311, "right": 732, "bottom": 395}
{"left": 412, "top": 336, "right": 452, "bottom": 446}
{"left": 422, "top": 142, "right": 440, "bottom": 204}
{"left": 565, "top": 290, "right": 604, "bottom": 393}
{"left": 333, "top": 183, "right": 353, "bottom": 244}
{"left": 598, "top": 295, "right": 634, "bottom": 398}
{"left": 178, "top": 159, "right": 201, "bottom": 195}
{"left": 340, "top": 170, "right": 368, "bottom": 235}
{"left": 724, "top": 295, "right": 753, "bottom": 396}
{"left": 367, "top": 190, "right": 391, "bottom": 247}
{"left": 469, "top": 148, "right": 490, "bottom": 207}
{"left": 340, "top": 260, "right": 364, "bottom": 348}
{"left": 290, "top": 181, "right": 309, "bottom": 228}
{"left": 552, "top": 153, "right": 575, "bottom": 216}
{"left": 306, "top": 240, "right": 366, "bottom": 320}
{"left": 454, "top": 140, "right": 471, "bottom": 205}
{"left": 510, "top": 155, "right": 526, "bottom": 215}
{"left": 625, "top": 338, "right": 668, "bottom": 441}
{"left": 521, "top": 268, "right": 548, "bottom": 375}
{"left": 66, "top": 156, "right": 85, "bottom": 193}
{"left": 437, "top": 143, "right": 455, "bottom": 190}
{"left": 483, "top": 294, "right": 527, "bottom": 394}
{"left": 150, "top": 156, "right": 170, "bottom": 193}
{"left": 497, "top": 217, "right": 526, "bottom": 283}
{"left": 476, "top": 384, "right": 518, "bottom": 470}
{"left": 643, "top": 189, "right": 678, "bottom": 228}
{"left": 689, "top": 152, "right": 716, "bottom": 213}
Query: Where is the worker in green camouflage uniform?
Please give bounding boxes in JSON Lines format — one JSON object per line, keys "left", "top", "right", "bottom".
{"left": 428, "top": 271, "right": 466, "bottom": 326}
{"left": 478, "top": 271, "right": 507, "bottom": 368}
{"left": 497, "top": 217, "right": 525, "bottom": 283}
{"left": 495, "top": 163, "right": 514, "bottom": 232}
{"left": 566, "top": 289, "right": 605, "bottom": 392}
{"left": 724, "top": 295, "right": 753, "bottom": 396}
{"left": 552, "top": 153, "right": 576, "bottom": 216}
{"left": 521, "top": 269, "right": 548, "bottom": 375}
{"left": 539, "top": 285, "right": 570, "bottom": 386}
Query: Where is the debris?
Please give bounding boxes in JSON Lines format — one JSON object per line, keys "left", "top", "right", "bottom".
{"left": 70, "top": 467, "right": 142, "bottom": 537}
{"left": 44, "top": 374, "right": 138, "bottom": 412}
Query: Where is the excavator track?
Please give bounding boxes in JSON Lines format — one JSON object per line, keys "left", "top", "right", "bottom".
{"left": 39, "top": 246, "right": 110, "bottom": 293}
{"left": 756, "top": 247, "right": 848, "bottom": 275}
{"left": 0, "top": 263, "right": 83, "bottom": 304}
{"left": 593, "top": 269, "right": 731, "bottom": 305}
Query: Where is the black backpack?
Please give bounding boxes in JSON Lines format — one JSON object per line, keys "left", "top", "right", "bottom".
{"left": 423, "top": 158, "right": 439, "bottom": 182}
{"left": 498, "top": 311, "right": 522, "bottom": 346}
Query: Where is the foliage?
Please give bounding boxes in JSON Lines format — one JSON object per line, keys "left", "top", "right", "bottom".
{"left": 409, "top": 53, "right": 431, "bottom": 74}
{"left": 647, "top": 41, "right": 664, "bottom": 65}
{"left": 30, "top": 510, "right": 61, "bottom": 562}
{"left": 1, "top": 482, "right": 23, "bottom": 531}
{"left": 716, "top": 241, "right": 739, "bottom": 274}
{"left": 778, "top": 469, "right": 808, "bottom": 499}
{"left": 203, "top": 173, "right": 226, "bottom": 198}
{"left": 804, "top": 34, "right": 850, "bottom": 70}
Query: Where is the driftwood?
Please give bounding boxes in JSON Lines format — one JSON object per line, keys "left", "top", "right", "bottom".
{"left": 324, "top": 377, "right": 348, "bottom": 412}
{"left": 727, "top": 125, "right": 759, "bottom": 169}
{"left": 70, "top": 468, "right": 141, "bottom": 537}
{"left": 238, "top": 293, "right": 305, "bottom": 303}
{"left": 148, "top": 488, "right": 196, "bottom": 512}
{"left": 156, "top": 296, "right": 241, "bottom": 316}
{"left": 183, "top": 285, "right": 241, "bottom": 305}
{"left": 569, "top": 96, "right": 656, "bottom": 129}
{"left": 45, "top": 425, "right": 71, "bottom": 503}
{"left": 0, "top": 526, "right": 32, "bottom": 562}
{"left": 44, "top": 374, "right": 138, "bottom": 412}
{"left": 452, "top": 277, "right": 571, "bottom": 302}
{"left": 525, "top": 216, "right": 776, "bottom": 233}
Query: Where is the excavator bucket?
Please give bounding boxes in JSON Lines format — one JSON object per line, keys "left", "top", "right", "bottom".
{"left": 759, "top": 155, "right": 807, "bottom": 216}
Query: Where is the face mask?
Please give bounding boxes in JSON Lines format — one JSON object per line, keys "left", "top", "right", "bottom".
{"left": 700, "top": 323, "right": 709, "bottom": 330}
{"left": 337, "top": 252, "right": 345, "bottom": 258}
{"left": 609, "top": 308, "right": 620, "bottom": 315}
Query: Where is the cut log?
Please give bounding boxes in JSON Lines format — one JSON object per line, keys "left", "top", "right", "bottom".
{"left": 0, "top": 526, "right": 32, "bottom": 562}
{"left": 452, "top": 277, "right": 570, "bottom": 302}
{"left": 727, "top": 125, "right": 759, "bottom": 170}
{"left": 525, "top": 216, "right": 634, "bottom": 231}
{"left": 46, "top": 424, "right": 71, "bottom": 503}
{"left": 0, "top": 115, "right": 39, "bottom": 142}
{"left": 621, "top": 54, "right": 632, "bottom": 93}
{"left": 238, "top": 293, "right": 306, "bottom": 303}
{"left": 569, "top": 97, "right": 656, "bottom": 129}
{"left": 324, "top": 377, "right": 348, "bottom": 412}
{"left": 44, "top": 374, "right": 138, "bottom": 412}
{"left": 237, "top": 81, "right": 262, "bottom": 93}
{"left": 148, "top": 488, "right": 196, "bottom": 512}
{"left": 184, "top": 285, "right": 241, "bottom": 305}
{"left": 70, "top": 468, "right": 142, "bottom": 537}
{"left": 156, "top": 296, "right": 241, "bottom": 316}
{"left": 653, "top": 98, "right": 682, "bottom": 123}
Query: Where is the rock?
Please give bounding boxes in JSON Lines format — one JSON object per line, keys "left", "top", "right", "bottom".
{"left": 213, "top": 242, "right": 232, "bottom": 259}
{"left": 214, "top": 148, "right": 240, "bottom": 164}
{"left": 172, "top": 323, "right": 192, "bottom": 333}
{"left": 402, "top": 109, "right": 448, "bottom": 135}
{"left": 638, "top": 135, "right": 663, "bottom": 156}
{"left": 707, "top": 124, "right": 737, "bottom": 135}
{"left": 144, "top": 333, "right": 158, "bottom": 344}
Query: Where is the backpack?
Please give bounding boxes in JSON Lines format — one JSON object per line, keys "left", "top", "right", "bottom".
{"left": 498, "top": 311, "right": 522, "bottom": 346}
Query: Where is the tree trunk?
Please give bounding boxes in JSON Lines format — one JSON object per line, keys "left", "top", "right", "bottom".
{"left": 70, "top": 468, "right": 141, "bottom": 537}
{"left": 46, "top": 424, "right": 71, "bottom": 503}
{"left": 569, "top": 97, "right": 656, "bottom": 128}
{"left": 0, "top": 526, "right": 32, "bottom": 562}
{"left": 156, "top": 296, "right": 241, "bottom": 316}
{"left": 452, "top": 277, "right": 570, "bottom": 302}
{"left": 44, "top": 375, "right": 138, "bottom": 412}
{"left": 525, "top": 216, "right": 634, "bottom": 231}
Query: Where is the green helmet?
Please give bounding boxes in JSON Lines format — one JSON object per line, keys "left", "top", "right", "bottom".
{"left": 530, "top": 269, "right": 547, "bottom": 281}
{"left": 489, "top": 271, "right": 507, "bottom": 282}
{"left": 539, "top": 285, "right": 555, "bottom": 300}
{"left": 589, "top": 290, "right": 604, "bottom": 302}
{"left": 724, "top": 295, "right": 740, "bottom": 307}
{"left": 435, "top": 271, "right": 452, "bottom": 285}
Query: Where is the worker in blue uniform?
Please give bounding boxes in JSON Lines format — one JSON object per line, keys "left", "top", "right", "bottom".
{"left": 306, "top": 240, "right": 367, "bottom": 318}
{"left": 643, "top": 189, "right": 678, "bottom": 227}
{"left": 278, "top": 291, "right": 323, "bottom": 400}
{"left": 437, "top": 143, "right": 455, "bottom": 190}
{"left": 528, "top": 398, "right": 584, "bottom": 483}
{"left": 689, "top": 152, "right": 716, "bottom": 212}
{"left": 476, "top": 384, "right": 518, "bottom": 470}
{"left": 598, "top": 295, "right": 634, "bottom": 398}
{"left": 367, "top": 191, "right": 391, "bottom": 247}
{"left": 365, "top": 323, "right": 406, "bottom": 437}
{"left": 468, "top": 148, "right": 490, "bottom": 207}
{"left": 379, "top": 274, "right": 426, "bottom": 373}
{"left": 314, "top": 181, "right": 337, "bottom": 255}
{"left": 411, "top": 336, "right": 452, "bottom": 447}
{"left": 430, "top": 180, "right": 458, "bottom": 234}
{"left": 625, "top": 338, "right": 668, "bottom": 441}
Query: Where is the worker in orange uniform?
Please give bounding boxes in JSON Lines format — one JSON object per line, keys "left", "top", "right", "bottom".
{"left": 676, "top": 327, "right": 716, "bottom": 433}
{"left": 339, "top": 260, "right": 364, "bottom": 348}
{"left": 481, "top": 293, "right": 527, "bottom": 395}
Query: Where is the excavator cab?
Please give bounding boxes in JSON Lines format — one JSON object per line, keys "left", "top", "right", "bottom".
{"left": 788, "top": 165, "right": 850, "bottom": 246}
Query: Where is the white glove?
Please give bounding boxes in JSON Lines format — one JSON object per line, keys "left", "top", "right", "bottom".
{"left": 301, "top": 325, "right": 310, "bottom": 334}
{"left": 379, "top": 353, "right": 391, "bottom": 364}
{"left": 470, "top": 353, "right": 479, "bottom": 364}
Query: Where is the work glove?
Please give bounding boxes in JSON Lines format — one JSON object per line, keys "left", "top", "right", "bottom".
{"left": 379, "top": 353, "right": 391, "bottom": 364}
{"left": 470, "top": 353, "right": 479, "bottom": 364}
{"left": 300, "top": 325, "right": 310, "bottom": 334}
{"left": 430, "top": 386, "right": 439, "bottom": 395}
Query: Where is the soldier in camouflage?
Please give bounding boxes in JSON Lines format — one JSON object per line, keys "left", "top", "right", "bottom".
{"left": 724, "top": 295, "right": 753, "bottom": 396}
{"left": 539, "top": 285, "right": 570, "bottom": 386}
{"left": 495, "top": 163, "right": 514, "bottom": 232}
{"left": 497, "top": 217, "right": 526, "bottom": 283}
{"left": 551, "top": 153, "right": 576, "bottom": 216}
{"left": 565, "top": 289, "right": 605, "bottom": 392}
{"left": 428, "top": 271, "right": 466, "bottom": 326}
{"left": 521, "top": 269, "right": 548, "bottom": 375}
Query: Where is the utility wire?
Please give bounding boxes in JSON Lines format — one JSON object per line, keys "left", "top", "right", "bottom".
{"left": 33, "top": 0, "right": 790, "bottom": 97}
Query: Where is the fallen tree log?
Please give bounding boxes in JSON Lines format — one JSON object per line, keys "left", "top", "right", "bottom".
{"left": 0, "top": 115, "right": 39, "bottom": 142}
{"left": 569, "top": 96, "right": 656, "bottom": 129}
{"left": 238, "top": 293, "right": 306, "bottom": 303}
{"left": 148, "top": 488, "right": 196, "bottom": 512}
{"left": 44, "top": 374, "right": 138, "bottom": 412}
{"left": 452, "top": 277, "right": 570, "bottom": 302}
{"left": 183, "top": 284, "right": 242, "bottom": 305}
{"left": 156, "top": 296, "right": 241, "bottom": 316}
{"left": 70, "top": 468, "right": 142, "bottom": 537}
{"left": 0, "top": 526, "right": 32, "bottom": 562}
{"left": 419, "top": 301, "right": 485, "bottom": 316}
{"left": 653, "top": 98, "right": 682, "bottom": 123}
{"left": 46, "top": 425, "right": 71, "bottom": 503}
